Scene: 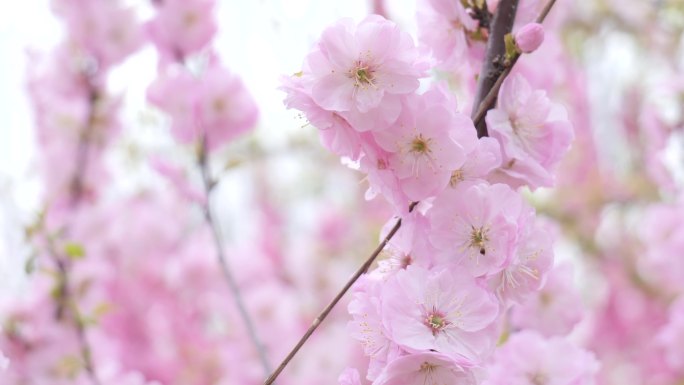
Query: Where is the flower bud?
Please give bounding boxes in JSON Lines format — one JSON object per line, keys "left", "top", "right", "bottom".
{"left": 515, "top": 23, "right": 545, "bottom": 53}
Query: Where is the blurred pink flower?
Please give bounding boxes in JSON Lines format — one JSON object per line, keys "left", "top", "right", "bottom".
{"left": 373, "top": 351, "right": 476, "bottom": 385}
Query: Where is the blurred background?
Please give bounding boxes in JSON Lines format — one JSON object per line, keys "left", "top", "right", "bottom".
{"left": 1, "top": 1, "right": 684, "bottom": 384}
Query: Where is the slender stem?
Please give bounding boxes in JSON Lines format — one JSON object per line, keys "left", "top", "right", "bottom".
{"left": 471, "top": 0, "right": 520, "bottom": 138}
{"left": 69, "top": 86, "right": 98, "bottom": 206}
{"left": 42, "top": 227, "right": 101, "bottom": 385}
{"left": 263, "top": 1, "right": 559, "bottom": 383}
{"left": 197, "top": 137, "right": 272, "bottom": 376}
{"left": 264, "top": 202, "right": 418, "bottom": 385}
{"left": 48, "top": 78, "right": 102, "bottom": 385}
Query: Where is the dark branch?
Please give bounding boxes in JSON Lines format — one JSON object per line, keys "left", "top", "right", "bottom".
{"left": 471, "top": 0, "right": 520, "bottom": 138}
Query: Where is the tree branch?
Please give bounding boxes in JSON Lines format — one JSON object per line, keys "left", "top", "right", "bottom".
{"left": 471, "top": 0, "right": 558, "bottom": 131}
{"left": 471, "top": 0, "right": 520, "bottom": 138}
{"left": 49, "top": 77, "right": 102, "bottom": 385}
{"left": 264, "top": 202, "right": 418, "bottom": 385}
{"left": 197, "top": 137, "right": 272, "bottom": 376}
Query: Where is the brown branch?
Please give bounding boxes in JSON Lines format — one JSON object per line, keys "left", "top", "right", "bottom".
{"left": 471, "top": 0, "right": 520, "bottom": 138}
{"left": 471, "top": 0, "right": 558, "bottom": 133}
{"left": 44, "top": 232, "right": 101, "bottom": 385}
{"left": 69, "top": 85, "right": 98, "bottom": 206}
{"left": 263, "top": 1, "right": 559, "bottom": 383}
{"left": 48, "top": 77, "right": 103, "bottom": 385}
{"left": 264, "top": 202, "right": 418, "bottom": 385}
{"left": 197, "top": 137, "right": 272, "bottom": 376}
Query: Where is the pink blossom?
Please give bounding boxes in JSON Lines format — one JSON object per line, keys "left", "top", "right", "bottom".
{"left": 307, "top": 16, "right": 423, "bottom": 114}
{"left": 381, "top": 266, "right": 499, "bottom": 362}
{"left": 448, "top": 137, "right": 502, "bottom": 187}
{"left": 515, "top": 23, "right": 545, "bottom": 53}
{"left": 372, "top": 92, "right": 477, "bottom": 201}
{"left": 373, "top": 352, "right": 476, "bottom": 385}
{"left": 416, "top": 0, "right": 479, "bottom": 71}
{"left": 482, "top": 331, "right": 599, "bottom": 385}
{"left": 637, "top": 201, "right": 684, "bottom": 294}
{"left": 488, "top": 218, "right": 555, "bottom": 305}
{"left": 147, "top": 0, "right": 217, "bottom": 59}
{"left": 339, "top": 367, "right": 363, "bottom": 385}
{"left": 348, "top": 275, "right": 400, "bottom": 380}
{"left": 377, "top": 209, "right": 436, "bottom": 274}
{"left": 429, "top": 182, "right": 526, "bottom": 277}
{"left": 510, "top": 262, "right": 584, "bottom": 337}
{"left": 282, "top": 73, "right": 364, "bottom": 159}
{"left": 195, "top": 64, "right": 260, "bottom": 149}
{"left": 53, "top": 0, "right": 144, "bottom": 68}
{"left": 486, "top": 74, "right": 574, "bottom": 189}
{"left": 0, "top": 350, "right": 7, "bottom": 371}
{"left": 656, "top": 297, "right": 684, "bottom": 372}
{"left": 148, "top": 63, "right": 259, "bottom": 150}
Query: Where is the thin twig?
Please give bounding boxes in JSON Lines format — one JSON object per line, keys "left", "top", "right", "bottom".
{"left": 49, "top": 251, "right": 100, "bottom": 385}
{"left": 264, "top": 1, "right": 559, "bottom": 383}
{"left": 197, "top": 137, "right": 272, "bottom": 376}
{"left": 69, "top": 86, "right": 98, "bottom": 206}
{"left": 49, "top": 78, "right": 102, "bottom": 385}
{"left": 264, "top": 202, "right": 418, "bottom": 385}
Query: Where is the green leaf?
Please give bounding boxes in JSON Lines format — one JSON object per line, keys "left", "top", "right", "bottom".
{"left": 64, "top": 242, "right": 85, "bottom": 260}
{"left": 504, "top": 33, "right": 519, "bottom": 64}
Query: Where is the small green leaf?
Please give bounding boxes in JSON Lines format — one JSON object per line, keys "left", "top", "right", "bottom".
{"left": 64, "top": 242, "right": 85, "bottom": 260}
{"left": 504, "top": 33, "right": 519, "bottom": 65}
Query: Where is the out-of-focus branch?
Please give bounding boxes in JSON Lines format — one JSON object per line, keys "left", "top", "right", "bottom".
{"left": 69, "top": 84, "right": 98, "bottom": 206}
{"left": 49, "top": 77, "right": 103, "bottom": 385}
{"left": 196, "top": 137, "right": 272, "bottom": 376}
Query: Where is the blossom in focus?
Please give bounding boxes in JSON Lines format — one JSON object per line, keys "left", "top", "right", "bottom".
{"left": 486, "top": 74, "right": 574, "bottom": 189}
{"left": 429, "top": 182, "right": 528, "bottom": 277}
{"left": 372, "top": 91, "right": 477, "bottom": 201}
{"left": 307, "top": 15, "right": 424, "bottom": 114}
{"left": 381, "top": 266, "right": 499, "bottom": 362}
{"left": 488, "top": 217, "right": 555, "bottom": 305}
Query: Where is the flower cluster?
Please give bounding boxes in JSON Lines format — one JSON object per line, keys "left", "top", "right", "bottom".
{"left": 284, "top": 11, "right": 594, "bottom": 385}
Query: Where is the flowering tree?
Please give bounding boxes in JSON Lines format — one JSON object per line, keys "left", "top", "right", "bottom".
{"left": 1, "top": 1, "right": 683, "bottom": 385}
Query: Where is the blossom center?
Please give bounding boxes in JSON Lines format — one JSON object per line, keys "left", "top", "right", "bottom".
{"left": 351, "top": 62, "right": 376, "bottom": 88}
{"left": 419, "top": 361, "right": 438, "bottom": 373}
{"left": 425, "top": 309, "right": 449, "bottom": 334}
{"left": 449, "top": 169, "right": 464, "bottom": 186}
{"left": 410, "top": 134, "right": 432, "bottom": 155}
{"left": 469, "top": 225, "right": 489, "bottom": 255}
{"left": 528, "top": 373, "right": 548, "bottom": 385}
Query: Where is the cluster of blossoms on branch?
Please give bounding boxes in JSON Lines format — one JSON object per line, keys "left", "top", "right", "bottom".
{"left": 283, "top": 2, "right": 596, "bottom": 384}
{"left": 4, "top": 0, "right": 684, "bottom": 384}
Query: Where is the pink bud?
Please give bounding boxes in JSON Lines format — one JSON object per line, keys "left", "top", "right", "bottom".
{"left": 515, "top": 23, "right": 545, "bottom": 53}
